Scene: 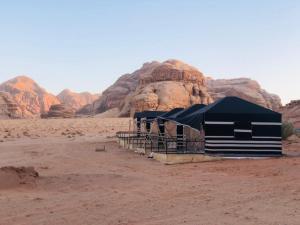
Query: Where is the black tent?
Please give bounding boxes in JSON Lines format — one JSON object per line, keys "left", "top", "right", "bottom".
{"left": 156, "top": 108, "right": 184, "bottom": 137}
{"left": 176, "top": 97, "right": 282, "bottom": 156}
{"left": 134, "top": 111, "right": 166, "bottom": 133}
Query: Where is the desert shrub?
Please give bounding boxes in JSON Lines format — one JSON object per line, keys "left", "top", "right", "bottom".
{"left": 282, "top": 122, "right": 295, "bottom": 140}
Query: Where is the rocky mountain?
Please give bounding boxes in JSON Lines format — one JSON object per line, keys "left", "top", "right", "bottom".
{"left": 206, "top": 78, "right": 281, "bottom": 111}
{"left": 57, "top": 89, "right": 100, "bottom": 111}
{"left": 97, "top": 60, "right": 213, "bottom": 116}
{"left": 92, "top": 59, "right": 281, "bottom": 116}
{"left": 0, "top": 76, "right": 60, "bottom": 117}
{"left": 0, "top": 92, "right": 23, "bottom": 119}
{"left": 281, "top": 100, "right": 300, "bottom": 129}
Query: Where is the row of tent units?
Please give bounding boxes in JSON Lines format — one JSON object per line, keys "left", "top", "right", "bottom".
{"left": 120, "top": 96, "right": 283, "bottom": 157}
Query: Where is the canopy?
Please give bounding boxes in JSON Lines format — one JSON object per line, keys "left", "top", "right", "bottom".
{"left": 158, "top": 108, "right": 184, "bottom": 120}
{"left": 176, "top": 96, "right": 281, "bottom": 131}
{"left": 174, "top": 104, "right": 206, "bottom": 119}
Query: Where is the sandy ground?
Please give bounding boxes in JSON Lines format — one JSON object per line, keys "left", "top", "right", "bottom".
{"left": 0, "top": 118, "right": 299, "bottom": 225}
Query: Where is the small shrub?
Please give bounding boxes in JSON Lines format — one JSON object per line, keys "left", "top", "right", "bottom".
{"left": 282, "top": 122, "right": 294, "bottom": 140}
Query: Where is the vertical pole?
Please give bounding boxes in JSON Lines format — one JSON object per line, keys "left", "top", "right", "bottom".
{"left": 166, "top": 140, "right": 168, "bottom": 154}
{"left": 128, "top": 119, "right": 130, "bottom": 132}
{"left": 186, "top": 139, "right": 187, "bottom": 153}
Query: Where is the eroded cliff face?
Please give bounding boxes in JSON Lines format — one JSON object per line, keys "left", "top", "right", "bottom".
{"left": 96, "top": 61, "right": 161, "bottom": 113}
{"left": 93, "top": 60, "right": 281, "bottom": 116}
{"left": 281, "top": 100, "right": 300, "bottom": 129}
{"left": 96, "top": 60, "right": 213, "bottom": 116}
{"left": 0, "top": 92, "right": 23, "bottom": 119}
{"left": 126, "top": 61, "right": 213, "bottom": 116}
{"left": 206, "top": 78, "right": 282, "bottom": 111}
{"left": 0, "top": 76, "right": 60, "bottom": 117}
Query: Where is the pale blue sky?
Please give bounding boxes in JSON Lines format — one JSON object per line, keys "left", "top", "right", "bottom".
{"left": 0, "top": 0, "right": 299, "bottom": 104}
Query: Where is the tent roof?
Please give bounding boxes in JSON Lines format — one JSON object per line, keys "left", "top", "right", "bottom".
{"left": 203, "top": 96, "right": 280, "bottom": 115}
{"left": 158, "top": 108, "right": 184, "bottom": 120}
{"left": 175, "top": 104, "right": 207, "bottom": 119}
{"left": 134, "top": 111, "right": 166, "bottom": 119}
{"left": 175, "top": 96, "right": 281, "bottom": 131}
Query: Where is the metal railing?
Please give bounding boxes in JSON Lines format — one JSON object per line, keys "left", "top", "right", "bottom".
{"left": 116, "top": 131, "right": 204, "bottom": 154}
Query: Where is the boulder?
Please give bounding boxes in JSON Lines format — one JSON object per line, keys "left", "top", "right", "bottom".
{"left": 42, "top": 104, "right": 75, "bottom": 118}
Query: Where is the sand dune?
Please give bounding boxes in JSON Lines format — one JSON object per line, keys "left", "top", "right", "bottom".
{"left": 0, "top": 118, "right": 299, "bottom": 225}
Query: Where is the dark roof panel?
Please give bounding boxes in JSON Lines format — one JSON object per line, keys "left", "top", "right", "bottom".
{"left": 158, "top": 108, "right": 184, "bottom": 120}
{"left": 175, "top": 104, "right": 207, "bottom": 118}
{"left": 206, "top": 96, "right": 281, "bottom": 115}
{"left": 134, "top": 111, "right": 166, "bottom": 119}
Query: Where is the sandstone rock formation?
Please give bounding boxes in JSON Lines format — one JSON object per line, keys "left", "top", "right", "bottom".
{"left": 281, "top": 100, "right": 300, "bottom": 129}
{"left": 206, "top": 78, "right": 281, "bottom": 110}
{"left": 0, "top": 76, "right": 60, "bottom": 117}
{"left": 0, "top": 92, "right": 23, "bottom": 119}
{"left": 42, "top": 104, "right": 75, "bottom": 118}
{"left": 57, "top": 89, "right": 100, "bottom": 111}
{"left": 96, "top": 60, "right": 213, "bottom": 116}
{"left": 92, "top": 59, "right": 281, "bottom": 116}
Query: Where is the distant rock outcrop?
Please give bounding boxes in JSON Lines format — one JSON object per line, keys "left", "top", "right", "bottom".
{"left": 206, "top": 78, "right": 281, "bottom": 110}
{"left": 281, "top": 100, "right": 300, "bottom": 129}
{"left": 90, "top": 59, "right": 281, "bottom": 116}
{"left": 0, "top": 76, "right": 60, "bottom": 117}
{"left": 96, "top": 60, "right": 213, "bottom": 116}
{"left": 0, "top": 92, "right": 23, "bottom": 119}
{"left": 42, "top": 104, "right": 75, "bottom": 118}
{"left": 57, "top": 89, "right": 100, "bottom": 111}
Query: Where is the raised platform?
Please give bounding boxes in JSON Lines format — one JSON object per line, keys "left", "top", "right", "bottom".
{"left": 151, "top": 152, "right": 222, "bottom": 165}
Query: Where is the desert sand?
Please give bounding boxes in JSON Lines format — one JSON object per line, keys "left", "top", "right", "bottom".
{"left": 0, "top": 118, "right": 299, "bottom": 225}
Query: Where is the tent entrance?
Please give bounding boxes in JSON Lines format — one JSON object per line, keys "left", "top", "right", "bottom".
{"left": 177, "top": 125, "right": 184, "bottom": 149}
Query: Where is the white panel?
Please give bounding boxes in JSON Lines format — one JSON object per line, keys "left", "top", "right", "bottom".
{"left": 206, "top": 140, "right": 281, "bottom": 144}
{"left": 205, "top": 121, "right": 234, "bottom": 125}
{"left": 205, "top": 136, "right": 234, "bottom": 138}
{"left": 205, "top": 143, "right": 281, "bottom": 147}
{"left": 205, "top": 148, "right": 282, "bottom": 152}
{"left": 234, "top": 129, "right": 252, "bottom": 133}
{"left": 252, "top": 122, "right": 282, "bottom": 126}
{"left": 252, "top": 136, "right": 281, "bottom": 139}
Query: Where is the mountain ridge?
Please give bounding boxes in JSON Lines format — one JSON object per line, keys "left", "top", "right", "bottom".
{"left": 0, "top": 60, "right": 293, "bottom": 122}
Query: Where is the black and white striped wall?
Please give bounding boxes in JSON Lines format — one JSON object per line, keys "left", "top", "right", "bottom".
{"left": 204, "top": 120, "right": 282, "bottom": 156}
